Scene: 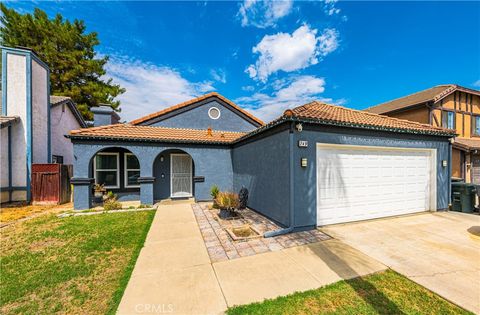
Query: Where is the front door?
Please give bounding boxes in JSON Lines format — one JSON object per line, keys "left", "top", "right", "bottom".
{"left": 170, "top": 154, "right": 192, "bottom": 198}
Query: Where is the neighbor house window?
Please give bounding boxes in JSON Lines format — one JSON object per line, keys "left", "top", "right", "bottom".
{"left": 124, "top": 153, "right": 140, "bottom": 188}
{"left": 442, "top": 111, "right": 454, "bottom": 129}
{"left": 473, "top": 116, "right": 480, "bottom": 136}
{"left": 94, "top": 152, "right": 119, "bottom": 189}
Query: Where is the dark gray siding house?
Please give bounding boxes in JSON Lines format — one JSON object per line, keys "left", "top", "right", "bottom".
{"left": 68, "top": 93, "right": 455, "bottom": 230}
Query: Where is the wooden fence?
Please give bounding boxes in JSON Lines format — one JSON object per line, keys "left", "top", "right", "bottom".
{"left": 31, "top": 164, "right": 72, "bottom": 205}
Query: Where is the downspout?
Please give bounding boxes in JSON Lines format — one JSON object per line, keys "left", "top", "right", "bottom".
{"left": 265, "top": 121, "right": 295, "bottom": 237}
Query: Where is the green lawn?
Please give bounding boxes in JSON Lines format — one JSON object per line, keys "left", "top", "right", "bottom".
{"left": 227, "top": 270, "right": 471, "bottom": 315}
{"left": 0, "top": 210, "right": 155, "bottom": 314}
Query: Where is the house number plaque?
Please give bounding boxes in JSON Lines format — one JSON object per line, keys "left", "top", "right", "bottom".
{"left": 298, "top": 140, "right": 308, "bottom": 148}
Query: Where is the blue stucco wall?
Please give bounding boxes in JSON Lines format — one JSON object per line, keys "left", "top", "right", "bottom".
{"left": 232, "top": 128, "right": 291, "bottom": 227}
{"left": 71, "top": 140, "right": 233, "bottom": 209}
{"left": 292, "top": 124, "right": 451, "bottom": 229}
{"left": 149, "top": 100, "right": 258, "bottom": 132}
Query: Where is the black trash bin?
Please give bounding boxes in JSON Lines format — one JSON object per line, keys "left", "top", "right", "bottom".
{"left": 451, "top": 182, "right": 476, "bottom": 213}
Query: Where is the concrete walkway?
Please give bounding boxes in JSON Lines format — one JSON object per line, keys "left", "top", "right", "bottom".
{"left": 118, "top": 203, "right": 385, "bottom": 314}
{"left": 322, "top": 212, "right": 480, "bottom": 314}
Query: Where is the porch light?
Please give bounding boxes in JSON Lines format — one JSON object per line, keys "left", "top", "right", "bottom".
{"left": 301, "top": 157, "right": 308, "bottom": 168}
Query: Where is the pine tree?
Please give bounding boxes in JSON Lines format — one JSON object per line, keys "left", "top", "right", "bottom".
{"left": 0, "top": 4, "right": 125, "bottom": 120}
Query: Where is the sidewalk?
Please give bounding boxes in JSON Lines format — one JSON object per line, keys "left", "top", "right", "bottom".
{"left": 117, "top": 203, "right": 385, "bottom": 314}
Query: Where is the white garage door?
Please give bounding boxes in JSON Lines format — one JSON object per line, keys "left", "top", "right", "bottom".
{"left": 316, "top": 144, "right": 436, "bottom": 226}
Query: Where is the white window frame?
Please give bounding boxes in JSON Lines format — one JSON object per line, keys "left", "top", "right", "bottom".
{"left": 94, "top": 152, "right": 120, "bottom": 189}
{"left": 208, "top": 106, "right": 221, "bottom": 120}
{"left": 124, "top": 153, "right": 140, "bottom": 188}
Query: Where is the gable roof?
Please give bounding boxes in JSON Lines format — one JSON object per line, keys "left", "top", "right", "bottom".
{"left": 68, "top": 98, "right": 455, "bottom": 145}
{"left": 365, "top": 84, "right": 480, "bottom": 115}
{"left": 50, "top": 95, "right": 88, "bottom": 128}
{"left": 68, "top": 124, "right": 245, "bottom": 144}
{"left": 129, "top": 92, "right": 264, "bottom": 126}
{"left": 284, "top": 101, "right": 454, "bottom": 136}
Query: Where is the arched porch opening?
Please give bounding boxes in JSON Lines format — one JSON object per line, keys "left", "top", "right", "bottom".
{"left": 90, "top": 147, "right": 141, "bottom": 202}
{"left": 153, "top": 149, "right": 195, "bottom": 202}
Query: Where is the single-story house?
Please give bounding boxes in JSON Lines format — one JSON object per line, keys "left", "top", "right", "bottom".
{"left": 1, "top": 46, "right": 87, "bottom": 203}
{"left": 68, "top": 92, "right": 455, "bottom": 229}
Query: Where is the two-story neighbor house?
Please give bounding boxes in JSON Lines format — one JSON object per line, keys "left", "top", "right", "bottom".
{"left": 366, "top": 84, "right": 480, "bottom": 183}
{"left": 1, "top": 46, "right": 87, "bottom": 203}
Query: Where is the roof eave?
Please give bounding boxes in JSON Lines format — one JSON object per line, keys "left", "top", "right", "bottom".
{"left": 289, "top": 116, "right": 455, "bottom": 137}
{"left": 66, "top": 134, "right": 235, "bottom": 145}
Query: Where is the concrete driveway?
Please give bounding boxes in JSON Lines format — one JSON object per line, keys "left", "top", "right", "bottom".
{"left": 322, "top": 211, "right": 480, "bottom": 314}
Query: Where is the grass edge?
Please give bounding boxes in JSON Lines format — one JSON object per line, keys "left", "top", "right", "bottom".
{"left": 105, "top": 210, "right": 156, "bottom": 315}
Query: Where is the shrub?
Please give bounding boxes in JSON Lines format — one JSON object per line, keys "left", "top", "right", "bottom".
{"left": 137, "top": 204, "right": 152, "bottom": 209}
{"left": 215, "top": 192, "right": 239, "bottom": 210}
{"left": 210, "top": 185, "right": 220, "bottom": 199}
{"left": 104, "top": 191, "right": 116, "bottom": 201}
{"left": 103, "top": 198, "right": 122, "bottom": 211}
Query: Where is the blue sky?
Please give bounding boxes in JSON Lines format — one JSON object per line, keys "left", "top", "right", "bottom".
{"left": 6, "top": 1, "right": 480, "bottom": 122}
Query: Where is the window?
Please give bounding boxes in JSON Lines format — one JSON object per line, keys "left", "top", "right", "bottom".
{"left": 52, "top": 155, "right": 63, "bottom": 164}
{"left": 124, "top": 153, "right": 140, "bottom": 188}
{"left": 473, "top": 116, "right": 480, "bottom": 136}
{"left": 208, "top": 107, "right": 221, "bottom": 120}
{"left": 94, "top": 153, "right": 119, "bottom": 189}
{"left": 442, "top": 111, "right": 454, "bottom": 129}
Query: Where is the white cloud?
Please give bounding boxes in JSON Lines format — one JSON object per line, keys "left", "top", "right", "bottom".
{"left": 105, "top": 56, "right": 215, "bottom": 122}
{"left": 324, "top": 0, "right": 341, "bottom": 16}
{"left": 236, "top": 75, "right": 341, "bottom": 121}
{"left": 317, "top": 28, "right": 339, "bottom": 56}
{"left": 246, "top": 25, "right": 339, "bottom": 82}
{"left": 473, "top": 80, "right": 480, "bottom": 88}
{"left": 210, "top": 68, "right": 227, "bottom": 83}
{"left": 238, "top": 0, "right": 293, "bottom": 28}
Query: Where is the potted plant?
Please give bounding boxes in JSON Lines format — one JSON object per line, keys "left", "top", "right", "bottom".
{"left": 93, "top": 184, "right": 105, "bottom": 203}
{"left": 216, "top": 191, "right": 240, "bottom": 219}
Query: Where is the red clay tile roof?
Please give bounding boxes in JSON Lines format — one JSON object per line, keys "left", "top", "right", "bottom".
{"left": 130, "top": 92, "right": 264, "bottom": 126}
{"left": 453, "top": 137, "right": 480, "bottom": 151}
{"left": 365, "top": 84, "right": 480, "bottom": 114}
{"left": 283, "top": 101, "right": 455, "bottom": 136}
{"left": 68, "top": 124, "right": 246, "bottom": 144}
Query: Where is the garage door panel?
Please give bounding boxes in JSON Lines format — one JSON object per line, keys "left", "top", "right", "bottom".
{"left": 317, "top": 145, "right": 434, "bottom": 226}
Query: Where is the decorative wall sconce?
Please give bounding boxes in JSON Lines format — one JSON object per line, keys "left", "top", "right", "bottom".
{"left": 301, "top": 157, "right": 308, "bottom": 168}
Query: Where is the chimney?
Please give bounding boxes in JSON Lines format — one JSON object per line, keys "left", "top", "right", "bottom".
{"left": 91, "top": 104, "right": 120, "bottom": 126}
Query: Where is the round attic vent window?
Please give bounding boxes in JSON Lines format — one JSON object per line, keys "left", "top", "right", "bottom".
{"left": 208, "top": 107, "right": 221, "bottom": 120}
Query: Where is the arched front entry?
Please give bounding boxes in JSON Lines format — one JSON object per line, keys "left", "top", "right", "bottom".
{"left": 153, "top": 149, "right": 195, "bottom": 201}
{"left": 89, "top": 147, "right": 141, "bottom": 201}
